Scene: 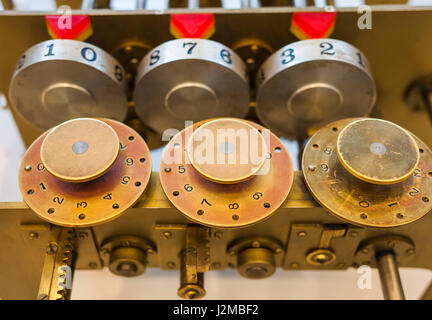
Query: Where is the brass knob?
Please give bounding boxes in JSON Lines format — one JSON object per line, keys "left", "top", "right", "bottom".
{"left": 337, "top": 118, "right": 419, "bottom": 185}
{"left": 237, "top": 247, "right": 276, "bottom": 279}
{"left": 108, "top": 247, "right": 147, "bottom": 277}
{"left": 187, "top": 118, "right": 267, "bottom": 184}
{"left": 40, "top": 118, "right": 120, "bottom": 182}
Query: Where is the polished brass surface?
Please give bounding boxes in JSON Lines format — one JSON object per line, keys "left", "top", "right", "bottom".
{"left": 303, "top": 118, "right": 432, "bottom": 228}
{"left": 337, "top": 118, "right": 419, "bottom": 185}
{"left": 187, "top": 118, "right": 266, "bottom": 184}
{"left": 160, "top": 118, "right": 294, "bottom": 228}
{"left": 40, "top": 118, "right": 120, "bottom": 182}
{"left": 19, "top": 118, "right": 152, "bottom": 227}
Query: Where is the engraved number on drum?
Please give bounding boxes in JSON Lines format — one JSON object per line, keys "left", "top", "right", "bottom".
{"left": 121, "top": 176, "right": 131, "bottom": 184}
{"left": 114, "top": 65, "right": 123, "bottom": 82}
{"left": 359, "top": 200, "right": 370, "bottom": 208}
{"left": 414, "top": 169, "right": 422, "bottom": 178}
{"left": 183, "top": 42, "right": 197, "bottom": 55}
{"left": 184, "top": 184, "right": 193, "bottom": 192}
{"left": 37, "top": 163, "right": 45, "bottom": 171}
{"left": 178, "top": 165, "right": 186, "bottom": 174}
{"left": 53, "top": 196, "right": 64, "bottom": 205}
{"left": 320, "top": 42, "right": 335, "bottom": 56}
{"left": 253, "top": 192, "right": 263, "bottom": 200}
{"left": 44, "top": 43, "right": 55, "bottom": 57}
{"left": 201, "top": 198, "right": 212, "bottom": 206}
{"left": 357, "top": 53, "right": 365, "bottom": 67}
{"left": 16, "top": 55, "right": 26, "bottom": 69}
{"left": 320, "top": 163, "right": 329, "bottom": 173}
{"left": 103, "top": 193, "right": 113, "bottom": 200}
{"left": 39, "top": 182, "right": 47, "bottom": 191}
{"left": 387, "top": 202, "right": 398, "bottom": 208}
{"left": 229, "top": 202, "right": 239, "bottom": 210}
{"left": 409, "top": 187, "right": 419, "bottom": 197}
{"left": 126, "top": 158, "right": 134, "bottom": 166}
{"left": 324, "top": 147, "right": 332, "bottom": 155}
{"left": 149, "top": 50, "right": 160, "bottom": 66}
{"left": 281, "top": 48, "right": 295, "bottom": 65}
{"left": 220, "top": 49, "right": 232, "bottom": 64}
{"left": 77, "top": 201, "right": 87, "bottom": 209}
{"left": 81, "top": 47, "right": 97, "bottom": 62}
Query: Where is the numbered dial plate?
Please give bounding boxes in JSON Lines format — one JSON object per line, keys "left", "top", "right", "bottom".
{"left": 302, "top": 118, "right": 432, "bottom": 228}
{"left": 10, "top": 40, "right": 128, "bottom": 130}
{"left": 160, "top": 118, "right": 294, "bottom": 228}
{"left": 256, "top": 39, "right": 376, "bottom": 139}
{"left": 19, "top": 119, "right": 152, "bottom": 227}
{"left": 134, "top": 39, "right": 250, "bottom": 134}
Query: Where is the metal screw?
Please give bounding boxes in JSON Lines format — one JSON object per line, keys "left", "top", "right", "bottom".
{"left": 349, "top": 231, "right": 358, "bottom": 238}
{"left": 122, "top": 240, "right": 131, "bottom": 247}
{"left": 308, "top": 165, "right": 316, "bottom": 172}
{"left": 361, "top": 248, "right": 370, "bottom": 254}
{"left": 229, "top": 250, "right": 237, "bottom": 256}
{"left": 387, "top": 241, "right": 395, "bottom": 248}
{"left": 164, "top": 167, "right": 172, "bottom": 173}
{"left": 100, "top": 248, "right": 110, "bottom": 255}
{"left": 291, "top": 262, "right": 299, "bottom": 268}
{"left": 251, "top": 241, "right": 261, "bottom": 248}
{"left": 79, "top": 232, "right": 88, "bottom": 239}
{"left": 28, "top": 232, "right": 38, "bottom": 239}
{"left": 163, "top": 231, "right": 172, "bottom": 239}
{"left": 184, "top": 289, "right": 198, "bottom": 299}
{"left": 275, "top": 248, "right": 282, "bottom": 254}
{"left": 406, "top": 248, "right": 415, "bottom": 255}
{"left": 214, "top": 232, "right": 222, "bottom": 239}
{"left": 297, "top": 231, "right": 307, "bottom": 238}
{"left": 46, "top": 243, "right": 58, "bottom": 255}
{"left": 167, "top": 262, "right": 175, "bottom": 269}
{"left": 24, "top": 165, "right": 31, "bottom": 171}
{"left": 89, "top": 262, "right": 97, "bottom": 269}
{"left": 146, "top": 248, "right": 154, "bottom": 254}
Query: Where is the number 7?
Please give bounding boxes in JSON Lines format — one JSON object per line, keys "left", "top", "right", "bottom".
{"left": 183, "top": 42, "right": 197, "bottom": 55}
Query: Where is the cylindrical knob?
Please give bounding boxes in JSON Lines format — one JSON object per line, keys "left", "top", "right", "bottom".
{"left": 40, "top": 118, "right": 120, "bottom": 182}
{"left": 187, "top": 118, "right": 267, "bottom": 184}
{"left": 337, "top": 118, "right": 419, "bottom": 185}
{"left": 108, "top": 246, "right": 147, "bottom": 277}
{"left": 237, "top": 247, "right": 276, "bottom": 279}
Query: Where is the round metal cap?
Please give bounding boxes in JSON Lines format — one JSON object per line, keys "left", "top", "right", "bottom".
{"left": 256, "top": 39, "right": 376, "bottom": 139}
{"left": 134, "top": 39, "right": 249, "bottom": 134}
{"left": 40, "top": 118, "right": 120, "bottom": 182}
{"left": 337, "top": 118, "right": 420, "bottom": 185}
{"left": 9, "top": 39, "right": 128, "bottom": 130}
{"left": 187, "top": 118, "right": 267, "bottom": 184}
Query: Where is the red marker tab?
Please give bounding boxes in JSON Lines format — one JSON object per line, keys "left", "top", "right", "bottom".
{"left": 290, "top": 12, "right": 336, "bottom": 40}
{"left": 45, "top": 15, "right": 93, "bottom": 41}
{"left": 170, "top": 14, "right": 215, "bottom": 39}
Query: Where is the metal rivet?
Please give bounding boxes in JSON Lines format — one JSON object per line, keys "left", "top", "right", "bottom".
{"left": 163, "top": 231, "right": 172, "bottom": 239}
{"left": 308, "top": 165, "right": 316, "bottom": 172}
{"left": 251, "top": 241, "right": 261, "bottom": 248}
{"left": 291, "top": 262, "right": 299, "bottom": 268}
{"left": 24, "top": 165, "right": 31, "bottom": 171}
{"left": 89, "top": 262, "right": 97, "bottom": 269}
{"left": 28, "top": 232, "right": 38, "bottom": 239}
{"left": 167, "top": 262, "right": 175, "bottom": 269}
{"left": 297, "top": 231, "right": 307, "bottom": 238}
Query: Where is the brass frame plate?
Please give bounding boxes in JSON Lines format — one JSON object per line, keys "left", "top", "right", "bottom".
{"left": 19, "top": 119, "right": 152, "bottom": 227}
{"left": 302, "top": 118, "right": 432, "bottom": 228}
{"left": 159, "top": 118, "right": 294, "bottom": 228}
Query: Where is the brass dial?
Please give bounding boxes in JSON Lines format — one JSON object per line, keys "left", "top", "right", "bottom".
{"left": 19, "top": 118, "right": 152, "bottom": 227}
{"left": 160, "top": 118, "right": 294, "bottom": 228}
{"left": 302, "top": 118, "right": 432, "bottom": 228}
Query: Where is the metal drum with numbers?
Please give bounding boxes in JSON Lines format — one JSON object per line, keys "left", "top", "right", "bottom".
{"left": 9, "top": 39, "right": 128, "bottom": 130}
{"left": 256, "top": 39, "right": 377, "bottom": 139}
{"left": 133, "top": 39, "right": 250, "bottom": 134}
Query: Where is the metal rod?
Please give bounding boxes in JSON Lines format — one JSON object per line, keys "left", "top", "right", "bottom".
{"left": 1, "top": 0, "right": 13, "bottom": 10}
{"left": 376, "top": 251, "right": 406, "bottom": 300}
{"left": 188, "top": 0, "right": 200, "bottom": 8}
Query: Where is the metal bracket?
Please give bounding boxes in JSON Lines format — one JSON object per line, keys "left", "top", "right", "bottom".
{"left": 283, "top": 223, "right": 364, "bottom": 270}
